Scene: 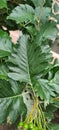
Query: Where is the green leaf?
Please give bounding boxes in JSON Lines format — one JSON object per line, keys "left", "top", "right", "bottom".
{"left": 42, "top": 24, "right": 58, "bottom": 40}
{"left": 0, "top": 0, "right": 7, "bottom": 9}
{"left": 0, "top": 30, "right": 12, "bottom": 57}
{"left": 7, "top": 35, "right": 32, "bottom": 84}
{"left": 31, "top": 0, "right": 45, "bottom": 7}
{"left": 6, "top": 34, "right": 54, "bottom": 102}
{"left": 0, "top": 79, "right": 27, "bottom": 123}
{"left": 33, "top": 69, "right": 59, "bottom": 100}
{"left": 50, "top": 124, "right": 59, "bottom": 130}
{"left": 33, "top": 78, "right": 56, "bottom": 100}
{"left": 25, "top": 25, "right": 37, "bottom": 36}
{"left": 7, "top": 4, "right": 35, "bottom": 24}
{"left": 0, "top": 64, "right": 8, "bottom": 80}
{"left": 53, "top": 70, "right": 59, "bottom": 85}
{"left": 49, "top": 70, "right": 59, "bottom": 93}
{"left": 7, "top": 35, "right": 52, "bottom": 84}
{"left": 45, "top": 104, "right": 58, "bottom": 122}
{"left": 53, "top": 2, "right": 59, "bottom": 14}
{"left": 35, "top": 7, "right": 51, "bottom": 23}
{"left": 39, "top": 23, "right": 58, "bottom": 40}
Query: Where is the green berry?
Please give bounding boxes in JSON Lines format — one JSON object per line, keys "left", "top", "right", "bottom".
{"left": 19, "top": 122, "right": 23, "bottom": 127}
{"left": 24, "top": 124, "right": 29, "bottom": 129}
{"left": 29, "top": 123, "right": 34, "bottom": 129}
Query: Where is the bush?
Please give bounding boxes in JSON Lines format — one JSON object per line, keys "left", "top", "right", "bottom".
{"left": 0, "top": 0, "right": 59, "bottom": 130}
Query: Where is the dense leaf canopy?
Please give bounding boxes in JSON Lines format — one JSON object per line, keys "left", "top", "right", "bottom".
{"left": 0, "top": 0, "right": 59, "bottom": 129}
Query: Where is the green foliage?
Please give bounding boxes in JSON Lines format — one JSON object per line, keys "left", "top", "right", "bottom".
{"left": 7, "top": 35, "right": 52, "bottom": 82}
{"left": 0, "top": 79, "right": 27, "bottom": 123}
{"left": 35, "top": 6, "right": 51, "bottom": 23}
{"left": 7, "top": 4, "right": 35, "bottom": 24}
{"left": 0, "top": 0, "right": 7, "bottom": 9}
{"left": 0, "top": 30, "right": 12, "bottom": 57}
{"left": 30, "top": 0, "right": 45, "bottom": 7}
{"left": 0, "top": 0, "right": 59, "bottom": 130}
{"left": 50, "top": 124, "right": 59, "bottom": 130}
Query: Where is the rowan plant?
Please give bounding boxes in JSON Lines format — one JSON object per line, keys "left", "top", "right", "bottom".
{"left": 0, "top": 0, "right": 59, "bottom": 130}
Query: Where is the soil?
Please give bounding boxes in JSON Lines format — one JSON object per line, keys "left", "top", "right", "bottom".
{"left": 52, "top": 42, "right": 59, "bottom": 54}
{"left": 52, "top": 109, "right": 59, "bottom": 124}
{"left": 0, "top": 124, "right": 16, "bottom": 130}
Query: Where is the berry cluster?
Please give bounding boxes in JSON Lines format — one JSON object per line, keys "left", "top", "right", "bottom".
{"left": 19, "top": 122, "right": 40, "bottom": 130}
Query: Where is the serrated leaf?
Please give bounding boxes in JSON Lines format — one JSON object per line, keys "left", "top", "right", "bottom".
{"left": 5, "top": 34, "right": 55, "bottom": 102}
{"left": 50, "top": 124, "right": 59, "bottom": 130}
{"left": 25, "top": 25, "right": 37, "bottom": 36}
{"left": 33, "top": 70, "right": 59, "bottom": 100}
{"left": 0, "top": 0, "right": 7, "bottom": 9}
{"left": 33, "top": 78, "right": 56, "bottom": 100}
{"left": 7, "top": 35, "right": 32, "bottom": 84}
{"left": 31, "top": 0, "right": 45, "bottom": 7}
{"left": 45, "top": 104, "right": 58, "bottom": 122}
{"left": 0, "top": 30, "right": 12, "bottom": 57}
{"left": 7, "top": 35, "right": 52, "bottom": 84}
{"left": 0, "top": 79, "right": 27, "bottom": 123}
{"left": 39, "top": 23, "right": 58, "bottom": 40}
{"left": 0, "top": 64, "right": 8, "bottom": 80}
{"left": 53, "top": 70, "right": 59, "bottom": 85}
{"left": 42, "top": 24, "right": 58, "bottom": 40}
{"left": 7, "top": 4, "right": 34, "bottom": 24}
{"left": 49, "top": 70, "right": 59, "bottom": 93}
{"left": 35, "top": 7, "right": 51, "bottom": 22}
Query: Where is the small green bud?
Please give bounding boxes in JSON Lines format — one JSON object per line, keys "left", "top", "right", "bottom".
{"left": 24, "top": 124, "right": 29, "bottom": 129}
{"left": 19, "top": 122, "right": 23, "bottom": 127}
{"left": 29, "top": 123, "right": 34, "bottom": 129}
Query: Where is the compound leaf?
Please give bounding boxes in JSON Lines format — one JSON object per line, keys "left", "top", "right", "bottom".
{"left": 7, "top": 4, "right": 34, "bottom": 24}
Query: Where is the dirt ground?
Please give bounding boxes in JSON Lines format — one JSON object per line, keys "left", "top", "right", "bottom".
{"left": 0, "top": 124, "right": 16, "bottom": 130}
